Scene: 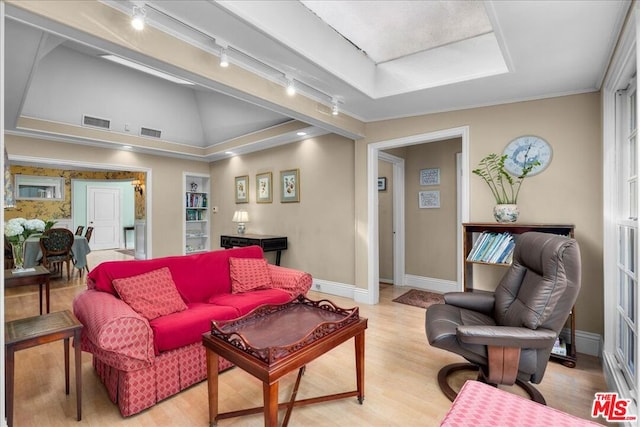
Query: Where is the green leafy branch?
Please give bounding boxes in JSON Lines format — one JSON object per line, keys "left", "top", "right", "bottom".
{"left": 472, "top": 149, "right": 539, "bottom": 204}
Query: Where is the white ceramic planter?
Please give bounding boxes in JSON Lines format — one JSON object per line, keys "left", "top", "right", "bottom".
{"left": 493, "top": 204, "right": 519, "bottom": 223}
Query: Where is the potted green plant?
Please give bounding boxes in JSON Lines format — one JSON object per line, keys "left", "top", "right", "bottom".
{"left": 472, "top": 153, "right": 539, "bottom": 222}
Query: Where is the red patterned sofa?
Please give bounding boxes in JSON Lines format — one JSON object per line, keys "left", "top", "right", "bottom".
{"left": 72, "top": 246, "right": 312, "bottom": 416}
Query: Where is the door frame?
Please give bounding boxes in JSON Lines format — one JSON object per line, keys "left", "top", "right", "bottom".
{"left": 366, "top": 126, "right": 469, "bottom": 304}
{"left": 6, "top": 154, "right": 152, "bottom": 258}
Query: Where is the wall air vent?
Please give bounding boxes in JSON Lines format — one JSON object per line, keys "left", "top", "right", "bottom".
{"left": 140, "top": 127, "right": 162, "bottom": 139}
{"left": 82, "top": 114, "right": 111, "bottom": 130}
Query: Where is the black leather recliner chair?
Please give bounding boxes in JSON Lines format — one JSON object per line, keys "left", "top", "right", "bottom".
{"left": 425, "top": 232, "right": 581, "bottom": 404}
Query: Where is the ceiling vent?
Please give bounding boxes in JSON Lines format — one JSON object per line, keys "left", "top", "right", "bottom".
{"left": 140, "top": 127, "right": 162, "bottom": 139}
{"left": 82, "top": 114, "right": 111, "bottom": 130}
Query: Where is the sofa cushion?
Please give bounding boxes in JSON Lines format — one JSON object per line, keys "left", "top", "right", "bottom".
{"left": 112, "top": 267, "right": 187, "bottom": 320}
{"left": 149, "top": 303, "right": 240, "bottom": 354}
{"left": 87, "top": 246, "right": 265, "bottom": 303}
{"left": 208, "top": 288, "right": 292, "bottom": 316}
{"left": 229, "top": 257, "right": 273, "bottom": 293}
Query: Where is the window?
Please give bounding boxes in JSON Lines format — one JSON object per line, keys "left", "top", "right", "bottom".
{"left": 14, "top": 174, "right": 65, "bottom": 201}
{"left": 614, "top": 79, "right": 639, "bottom": 404}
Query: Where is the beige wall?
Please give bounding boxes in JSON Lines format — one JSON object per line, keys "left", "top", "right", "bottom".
{"left": 5, "top": 134, "right": 209, "bottom": 258}
{"left": 405, "top": 139, "right": 461, "bottom": 280}
{"left": 210, "top": 134, "right": 355, "bottom": 284}
{"left": 360, "top": 93, "right": 603, "bottom": 335}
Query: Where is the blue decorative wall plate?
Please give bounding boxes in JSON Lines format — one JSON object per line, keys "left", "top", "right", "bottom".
{"left": 503, "top": 135, "right": 552, "bottom": 176}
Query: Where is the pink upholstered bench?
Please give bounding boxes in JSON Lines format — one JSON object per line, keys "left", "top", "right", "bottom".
{"left": 440, "top": 380, "right": 601, "bottom": 426}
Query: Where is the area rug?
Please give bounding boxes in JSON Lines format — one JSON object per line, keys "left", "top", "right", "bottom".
{"left": 115, "top": 249, "right": 135, "bottom": 257}
{"left": 392, "top": 289, "right": 445, "bottom": 309}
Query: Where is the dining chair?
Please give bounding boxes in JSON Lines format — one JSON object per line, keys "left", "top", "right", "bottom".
{"left": 39, "top": 228, "right": 75, "bottom": 280}
{"left": 81, "top": 226, "right": 94, "bottom": 274}
{"left": 84, "top": 226, "right": 93, "bottom": 243}
{"left": 75, "top": 226, "right": 84, "bottom": 236}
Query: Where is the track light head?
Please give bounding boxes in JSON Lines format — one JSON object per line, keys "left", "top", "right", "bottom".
{"left": 220, "top": 48, "right": 229, "bottom": 68}
{"left": 331, "top": 98, "right": 339, "bottom": 116}
{"left": 131, "top": 6, "right": 146, "bottom": 31}
{"left": 286, "top": 78, "right": 296, "bottom": 96}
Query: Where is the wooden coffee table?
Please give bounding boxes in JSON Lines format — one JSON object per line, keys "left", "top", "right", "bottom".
{"left": 4, "top": 310, "right": 82, "bottom": 427}
{"left": 4, "top": 266, "right": 51, "bottom": 314}
{"left": 202, "top": 296, "right": 367, "bottom": 427}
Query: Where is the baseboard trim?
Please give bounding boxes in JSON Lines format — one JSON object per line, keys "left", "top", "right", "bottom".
{"left": 311, "top": 278, "right": 355, "bottom": 299}
{"left": 403, "top": 274, "right": 458, "bottom": 294}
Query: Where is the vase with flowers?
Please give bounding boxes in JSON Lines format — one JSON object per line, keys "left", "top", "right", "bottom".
{"left": 472, "top": 153, "right": 539, "bottom": 223}
{"left": 4, "top": 218, "right": 48, "bottom": 270}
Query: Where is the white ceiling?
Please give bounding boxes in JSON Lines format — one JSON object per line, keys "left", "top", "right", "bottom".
{"left": 3, "top": 1, "right": 631, "bottom": 162}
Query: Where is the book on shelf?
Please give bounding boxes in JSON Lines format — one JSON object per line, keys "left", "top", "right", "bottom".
{"left": 467, "top": 232, "right": 515, "bottom": 264}
{"left": 551, "top": 337, "right": 567, "bottom": 356}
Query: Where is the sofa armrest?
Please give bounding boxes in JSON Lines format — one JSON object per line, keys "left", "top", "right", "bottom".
{"left": 267, "top": 264, "right": 313, "bottom": 297}
{"left": 72, "top": 289, "right": 155, "bottom": 369}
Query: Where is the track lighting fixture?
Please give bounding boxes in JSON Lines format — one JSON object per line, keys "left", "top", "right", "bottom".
{"left": 286, "top": 77, "right": 296, "bottom": 96}
{"left": 131, "top": 6, "right": 146, "bottom": 31}
{"left": 220, "top": 48, "right": 229, "bottom": 68}
{"left": 331, "top": 98, "right": 339, "bottom": 116}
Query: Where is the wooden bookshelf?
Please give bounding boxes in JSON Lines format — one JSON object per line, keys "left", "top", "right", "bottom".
{"left": 462, "top": 222, "right": 577, "bottom": 367}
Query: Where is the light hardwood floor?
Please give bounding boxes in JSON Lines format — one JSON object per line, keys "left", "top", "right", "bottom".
{"left": 4, "top": 249, "right": 611, "bottom": 426}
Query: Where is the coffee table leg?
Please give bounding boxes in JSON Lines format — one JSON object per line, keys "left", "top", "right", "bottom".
{"left": 64, "top": 338, "right": 70, "bottom": 395}
{"left": 6, "top": 346, "right": 15, "bottom": 427}
{"left": 263, "top": 381, "right": 279, "bottom": 427}
{"left": 45, "top": 277, "right": 50, "bottom": 313}
{"left": 39, "top": 283, "right": 43, "bottom": 315}
{"left": 206, "top": 349, "right": 219, "bottom": 427}
{"left": 74, "top": 331, "right": 82, "bottom": 421}
{"left": 355, "top": 331, "right": 365, "bottom": 404}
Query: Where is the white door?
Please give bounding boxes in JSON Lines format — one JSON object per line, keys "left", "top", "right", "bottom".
{"left": 87, "top": 186, "right": 121, "bottom": 250}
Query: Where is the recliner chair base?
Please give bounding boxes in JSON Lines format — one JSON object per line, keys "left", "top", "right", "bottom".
{"left": 437, "top": 363, "right": 546, "bottom": 405}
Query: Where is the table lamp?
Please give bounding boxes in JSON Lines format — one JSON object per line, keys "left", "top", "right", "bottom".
{"left": 232, "top": 210, "right": 249, "bottom": 235}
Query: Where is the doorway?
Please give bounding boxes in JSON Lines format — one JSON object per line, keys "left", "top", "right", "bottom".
{"left": 366, "top": 126, "right": 470, "bottom": 305}
{"left": 378, "top": 151, "right": 405, "bottom": 288}
{"left": 7, "top": 154, "right": 153, "bottom": 258}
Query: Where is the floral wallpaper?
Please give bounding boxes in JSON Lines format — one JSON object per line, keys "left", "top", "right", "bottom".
{"left": 5, "top": 165, "right": 146, "bottom": 221}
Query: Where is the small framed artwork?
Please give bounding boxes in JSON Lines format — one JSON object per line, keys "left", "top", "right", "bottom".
{"left": 420, "top": 168, "right": 440, "bottom": 186}
{"left": 280, "top": 169, "right": 300, "bottom": 203}
{"left": 256, "top": 172, "right": 272, "bottom": 203}
{"left": 378, "top": 177, "right": 387, "bottom": 191}
{"left": 419, "top": 190, "right": 440, "bottom": 209}
{"left": 235, "top": 175, "right": 249, "bottom": 203}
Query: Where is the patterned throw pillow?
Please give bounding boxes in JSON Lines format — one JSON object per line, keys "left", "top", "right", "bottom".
{"left": 229, "top": 257, "right": 273, "bottom": 293}
{"left": 112, "top": 267, "right": 187, "bottom": 320}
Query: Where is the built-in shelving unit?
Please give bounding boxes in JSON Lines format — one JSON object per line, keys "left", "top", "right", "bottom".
{"left": 463, "top": 222, "right": 577, "bottom": 367}
{"left": 183, "top": 173, "right": 210, "bottom": 255}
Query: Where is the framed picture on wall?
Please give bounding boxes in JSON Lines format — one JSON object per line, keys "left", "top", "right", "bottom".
{"left": 419, "top": 190, "right": 440, "bottom": 208}
{"left": 256, "top": 172, "right": 272, "bottom": 203}
{"left": 420, "top": 168, "right": 440, "bottom": 186}
{"left": 280, "top": 169, "right": 300, "bottom": 203}
{"left": 378, "top": 177, "right": 387, "bottom": 191}
{"left": 235, "top": 175, "right": 249, "bottom": 203}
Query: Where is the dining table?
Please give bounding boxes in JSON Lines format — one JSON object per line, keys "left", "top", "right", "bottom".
{"left": 23, "top": 234, "right": 91, "bottom": 272}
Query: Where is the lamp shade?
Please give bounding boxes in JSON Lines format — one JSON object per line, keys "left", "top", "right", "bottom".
{"left": 232, "top": 210, "right": 249, "bottom": 223}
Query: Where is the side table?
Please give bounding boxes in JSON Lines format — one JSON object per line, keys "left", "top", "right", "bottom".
{"left": 4, "top": 266, "right": 51, "bottom": 314}
{"left": 4, "top": 310, "right": 83, "bottom": 427}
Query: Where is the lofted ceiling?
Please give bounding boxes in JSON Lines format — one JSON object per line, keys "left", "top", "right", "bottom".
{"left": 3, "top": 0, "right": 631, "bottom": 163}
